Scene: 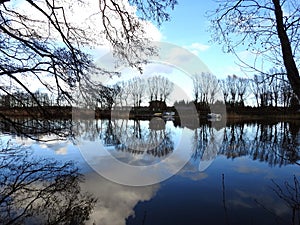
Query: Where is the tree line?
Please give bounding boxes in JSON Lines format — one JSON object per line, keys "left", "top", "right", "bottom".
{"left": 2, "top": 70, "right": 298, "bottom": 109}
{"left": 0, "top": 90, "right": 69, "bottom": 108}
{"left": 192, "top": 70, "right": 298, "bottom": 108}
{"left": 0, "top": 75, "right": 174, "bottom": 109}
{"left": 114, "top": 75, "right": 174, "bottom": 107}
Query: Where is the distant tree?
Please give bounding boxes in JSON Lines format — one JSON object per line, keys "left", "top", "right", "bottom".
{"left": 130, "top": 77, "right": 145, "bottom": 107}
{"left": 257, "top": 73, "right": 270, "bottom": 107}
{"left": 193, "top": 75, "right": 201, "bottom": 103}
{"left": 250, "top": 75, "right": 261, "bottom": 107}
{"left": 147, "top": 75, "right": 173, "bottom": 103}
{"left": 159, "top": 76, "right": 174, "bottom": 102}
{"left": 219, "top": 75, "right": 248, "bottom": 106}
{"left": 147, "top": 77, "right": 156, "bottom": 101}
{"left": 192, "top": 72, "right": 221, "bottom": 105}
{"left": 226, "top": 75, "right": 238, "bottom": 105}
{"left": 218, "top": 79, "right": 229, "bottom": 104}
{"left": 269, "top": 69, "right": 281, "bottom": 107}
{"left": 153, "top": 76, "right": 160, "bottom": 101}
{"left": 250, "top": 72, "right": 284, "bottom": 107}
{"left": 199, "top": 73, "right": 210, "bottom": 104}
{"left": 280, "top": 75, "right": 293, "bottom": 107}
{"left": 115, "top": 81, "right": 128, "bottom": 107}
{"left": 236, "top": 77, "right": 249, "bottom": 106}
{"left": 209, "top": 0, "right": 300, "bottom": 100}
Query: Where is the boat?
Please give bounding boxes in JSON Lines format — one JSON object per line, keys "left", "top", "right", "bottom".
{"left": 153, "top": 112, "right": 162, "bottom": 117}
{"left": 162, "top": 111, "right": 175, "bottom": 120}
{"left": 163, "top": 111, "right": 175, "bottom": 117}
{"left": 207, "top": 113, "right": 222, "bottom": 119}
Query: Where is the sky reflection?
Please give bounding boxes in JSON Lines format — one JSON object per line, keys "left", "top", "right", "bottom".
{"left": 1, "top": 119, "right": 300, "bottom": 225}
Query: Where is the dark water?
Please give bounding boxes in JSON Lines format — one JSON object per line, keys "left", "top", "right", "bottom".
{"left": 1, "top": 118, "right": 300, "bottom": 225}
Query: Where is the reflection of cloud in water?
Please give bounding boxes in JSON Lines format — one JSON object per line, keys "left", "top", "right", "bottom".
{"left": 232, "top": 158, "right": 277, "bottom": 179}
{"left": 82, "top": 172, "right": 159, "bottom": 225}
{"left": 179, "top": 162, "right": 208, "bottom": 181}
{"left": 55, "top": 147, "right": 68, "bottom": 155}
{"left": 235, "top": 164, "right": 264, "bottom": 174}
{"left": 78, "top": 128, "right": 194, "bottom": 186}
{"left": 13, "top": 135, "right": 70, "bottom": 155}
{"left": 230, "top": 189, "right": 289, "bottom": 217}
{"left": 13, "top": 136, "right": 35, "bottom": 146}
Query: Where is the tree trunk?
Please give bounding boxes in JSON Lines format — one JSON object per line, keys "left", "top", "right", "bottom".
{"left": 272, "top": 0, "right": 300, "bottom": 100}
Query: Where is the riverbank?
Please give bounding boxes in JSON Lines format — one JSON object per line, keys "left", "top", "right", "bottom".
{"left": 0, "top": 106, "right": 299, "bottom": 121}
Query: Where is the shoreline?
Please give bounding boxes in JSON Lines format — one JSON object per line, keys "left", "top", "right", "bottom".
{"left": 0, "top": 106, "right": 299, "bottom": 121}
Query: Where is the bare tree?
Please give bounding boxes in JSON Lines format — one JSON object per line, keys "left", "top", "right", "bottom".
{"left": 280, "top": 75, "right": 293, "bottom": 107}
{"left": 129, "top": 77, "right": 145, "bottom": 107}
{"left": 218, "top": 79, "right": 229, "bottom": 104}
{"left": 159, "top": 76, "right": 174, "bottom": 102}
{"left": 209, "top": 0, "right": 300, "bottom": 100}
{"left": 147, "top": 77, "right": 156, "bottom": 101}
{"left": 250, "top": 72, "right": 278, "bottom": 107}
{"left": 250, "top": 75, "right": 261, "bottom": 107}
{"left": 192, "top": 72, "right": 221, "bottom": 105}
{"left": 99, "top": 0, "right": 177, "bottom": 72}
{"left": 153, "top": 76, "right": 160, "bottom": 101}
{"left": 115, "top": 81, "right": 127, "bottom": 107}
{"left": 147, "top": 75, "right": 173, "bottom": 103}
{"left": 193, "top": 75, "right": 201, "bottom": 103}
{"left": 0, "top": 0, "right": 177, "bottom": 137}
{"left": 226, "top": 75, "right": 238, "bottom": 105}
{"left": 236, "top": 77, "right": 249, "bottom": 106}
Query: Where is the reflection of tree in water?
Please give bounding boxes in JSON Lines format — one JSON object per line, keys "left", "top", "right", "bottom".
{"left": 248, "top": 122, "right": 300, "bottom": 166}
{"left": 0, "top": 118, "right": 72, "bottom": 141}
{"left": 102, "top": 119, "right": 174, "bottom": 158}
{"left": 72, "top": 119, "right": 103, "bottom": 142}
{"left": 220, "top": 123, "right": 249, "bottom": 158}
{"left": 192, "top": 122, "right": 300, "bottom": 167}
{"left": 0, "top": 143, "right": 96, "bottom": 225}
{"left": 253, "top": 175, "right": 300, "bottom": 225}
{"left": 191, "top": 124, "right": 211, "bottom": 160}
{"left": 191, "top": 124, "right": 224, "bottom": 171}
{"left": 270, "top": 176, "right": 300, "bottom": 225}
{"left": 100, "top": 119, "right": 120, "bottom": 146}
{"left": 222, "top": 173, "right": 300, "bottom": 225}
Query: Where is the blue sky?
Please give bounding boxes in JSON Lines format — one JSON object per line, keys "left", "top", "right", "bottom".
{"left": 157, "top": 0, "right": 246, "bottom": 79}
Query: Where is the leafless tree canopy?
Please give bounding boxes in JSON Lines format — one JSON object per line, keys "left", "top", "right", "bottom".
{"left": 192, "top": 72, "right": 222, "bottom": 105}
{"left": 100, "top": 0, "right": 177, "bottom": 71}
{"left": 0, "top": 0, "right": 177, "bottom": 105}
{"left": 0, "top": 0, "right": 177, "bottom": 137}
{"left": 115, "top": 75, "right": 174, "bottom": 107}
{"left": 209, "top": 0, "right": 300, "bottom": 100}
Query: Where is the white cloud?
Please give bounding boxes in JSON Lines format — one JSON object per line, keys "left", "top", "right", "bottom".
{"left": 190, "top": 43, "right": 210, "bottom": 51}
{"left": 184, "top": 42, "right": 210, "bottom": 56}
{"left": 236, "top": 50, "right": 255, "bottom": 61}
{"left": 7, "top": 0, "right": 163, "bottom": 92}
{"left": 55, "top": 147, "right": 68, "bottom": 155}
{"left": 11, "top": 0, "right": 162, "bottom": 46}
{"left": 142, "top": 21, "right": 163, "bottom": 41}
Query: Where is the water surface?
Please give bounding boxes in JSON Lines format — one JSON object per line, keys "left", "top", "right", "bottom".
{"left": 1, "top": 118, "right": 299, "bottom": 225}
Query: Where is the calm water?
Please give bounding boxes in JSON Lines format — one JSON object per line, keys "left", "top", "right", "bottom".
{"left": 1, "top": 118, "right": 300, "bottom": 225}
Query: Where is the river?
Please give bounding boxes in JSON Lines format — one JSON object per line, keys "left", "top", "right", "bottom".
{"left": 0, "top": 118, "right": 299, "bottom": 225}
